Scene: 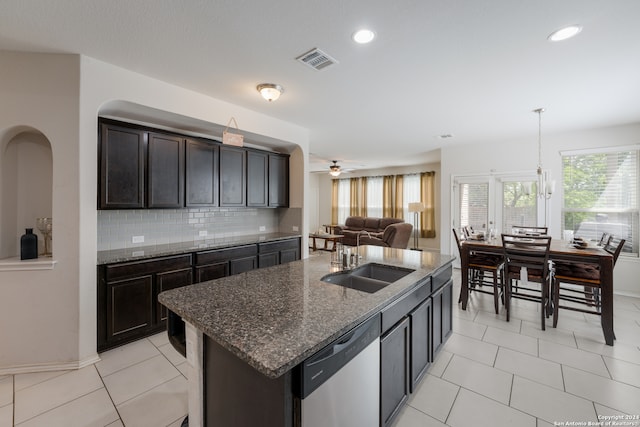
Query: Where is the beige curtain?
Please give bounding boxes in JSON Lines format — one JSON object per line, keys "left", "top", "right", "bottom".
{"left": 420, "top": 172, "right": 436, "bottom": 238}
{"left": 394, "top": 175, "right": 404, "bottom": 219}
{"left": 382, "top": 175, "right": 394, "bottom": 218}
{"left": 331, "top": 179, "right": 339, "bottom": 225}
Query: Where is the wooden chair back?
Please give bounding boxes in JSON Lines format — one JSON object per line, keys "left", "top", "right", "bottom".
{"left": 603, "top": 236, "right": 626, "bottom": 265}
{"left": 501, "top": 234, "right": 552, "bottom": 280}
{"left": 510, "top": 225, "right": 548, "bottom": 236}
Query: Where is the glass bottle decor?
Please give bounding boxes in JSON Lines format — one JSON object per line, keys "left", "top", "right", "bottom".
{"left": 20, "top": 228, "right": 38, "bottom": 260}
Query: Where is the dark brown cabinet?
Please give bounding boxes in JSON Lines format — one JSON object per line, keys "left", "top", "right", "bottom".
{"left": 410, "top": 298, "right": 432, "bottom": 392}
{"left": 268, "top": 154, "right": 289, "bottom": 207}
{"left": 97, "top": 254, "right": 193, "bottom": 351}
{"left": 247, "top": 150, "right": 268, "bottom": 207}
{"left": 157, "top": 268, "right": 193, "bottom": 323}
{"left": 186, "top": 139, "right": 219, "bottom": 207}
{"left": 380, "top": 317, "right": 410, "bottom": 427}
{"left": 99, "top": 122, "right": 146, "bottom": 209}
{"left": 219, "top": 146, "right": 247, "bottom": 207}
{"left": 258, "top": 238, "right": 301, "bottom": 268}
{"left": 99, "top": 118, "right": 289, "bottom": 210}
{"left": 432, "top": 279, "right": 453, "bottom": 356}
{"left": 194, "top": 244, "right": 258, "bottom": 283}
{"left": 147, "top": 133, "right": 184, "bottom": 208}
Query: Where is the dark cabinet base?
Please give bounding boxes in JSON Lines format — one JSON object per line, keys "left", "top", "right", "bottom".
{"left": 204, "top": 336, "right": 294, "bottom": 427}
{"left": 98, "top": 238, "right": 301, "bottom": 352}
{"left": 380, "top": 317, "right": 410, "bottom": 427}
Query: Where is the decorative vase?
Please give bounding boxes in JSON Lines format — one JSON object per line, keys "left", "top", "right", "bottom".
{"left": 21, "top": 228, "right": 38, "bottom": 260}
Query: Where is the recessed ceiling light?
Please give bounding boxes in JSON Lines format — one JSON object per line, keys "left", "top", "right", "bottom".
{"left": 548, "top": 25, "right": 582, "bottom": 42}
{"left": 352, "top": 29, "right": 375, "bottom": 44}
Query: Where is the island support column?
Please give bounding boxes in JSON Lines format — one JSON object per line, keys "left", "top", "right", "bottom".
{"left": 186, "top": 322, "right": 205, "bottom": 427}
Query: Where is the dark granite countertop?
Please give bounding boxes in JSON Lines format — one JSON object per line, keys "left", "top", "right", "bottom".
{"left": 158, "top": 246, "right": 455, "bottom": 379}
{"left": 97, "top": 232, "right": 301, "bottom": 265}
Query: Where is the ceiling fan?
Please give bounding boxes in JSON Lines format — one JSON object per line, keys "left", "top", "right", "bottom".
{"left": 329, "top": 160, "right": 342, "bottom": 177}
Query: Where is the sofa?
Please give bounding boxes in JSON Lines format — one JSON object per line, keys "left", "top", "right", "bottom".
{"left": 333, "top": 216, "right": 412, "bottom": 249}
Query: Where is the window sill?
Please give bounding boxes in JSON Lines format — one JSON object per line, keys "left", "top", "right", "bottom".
{"left": 0, "top": 257, "right": 58, "bottom": 272}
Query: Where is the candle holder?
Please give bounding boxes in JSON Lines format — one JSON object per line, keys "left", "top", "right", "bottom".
{"left": 36, "top": 217, "right": 53, "bottom": 257}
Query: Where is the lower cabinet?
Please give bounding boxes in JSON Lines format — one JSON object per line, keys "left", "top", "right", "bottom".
{"left": 432, "top": 279, "right": 453, "bottom": 356}
{"left": 98, "top": 254, "right": 192, "bottom": 351}
{"left": 98, "top": 238, "right": 301, "bottom": 351}
{"left": 257, "top": 238, "right": 301, "bottom": 268}
{"left": 194, "top": 244, "right": 258, "bottom": 283}
{"left": 410, "top": 298, "right": 432, "bottom": 392}
{"left": 379, "top": 265, "right": 452, "bottom": 427}
{"left": 380, "top": 317, "right": 410, "bottom": 427}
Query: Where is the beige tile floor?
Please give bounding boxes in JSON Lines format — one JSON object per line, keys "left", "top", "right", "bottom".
{"left": 1, "top": 269, "right": 639, "bottom": 426}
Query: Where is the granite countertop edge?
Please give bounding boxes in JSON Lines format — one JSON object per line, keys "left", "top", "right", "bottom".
{"left": 159, "top": 247, "right": 455, "bottom": 379}
{"left": 97, "top": 232, "right": 301, "bottom": 265}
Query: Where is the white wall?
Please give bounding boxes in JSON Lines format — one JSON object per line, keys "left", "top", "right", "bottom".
{"left": 440, "top": 123, "right": 640, "bottom": 296}
{"left": 0, "top": 52, "right": 86, "bottom": 373}
{"left": 0, "top": 51, "right": 310, "bottom": 373}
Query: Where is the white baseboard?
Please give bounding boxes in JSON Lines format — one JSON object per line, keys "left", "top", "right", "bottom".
{"left": 0, "top": 353, "right": 101, "bottom": 376}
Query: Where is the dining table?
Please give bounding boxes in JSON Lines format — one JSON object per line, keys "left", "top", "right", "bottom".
{"left": 458, "top": 236, "right": 615, "bottom": 346}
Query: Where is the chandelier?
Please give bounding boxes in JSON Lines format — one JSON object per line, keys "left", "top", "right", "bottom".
{"left": 533, "top": 108, "right": 555, "bottom": 200}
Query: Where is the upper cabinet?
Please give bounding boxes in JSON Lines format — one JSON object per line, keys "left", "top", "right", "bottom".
{"left": 247, "top": 150, "right": 268, "bottom": 207}
{"left": 186, "top": 139, "right": 219, "bottom": 207}
{"left": 147, "top": 132, "right": 184, "bottom": 208}
{"left": 98, "top": 118, "right": 289, "bottom": 210}
{"left": 219, "top": 146, "right": 247, "bottom": 207}
{"left": 99, "top": 122, "right": 147, "bottom": 209}
{"left": 268, "top": 154, "right": 289, "bottom": 207}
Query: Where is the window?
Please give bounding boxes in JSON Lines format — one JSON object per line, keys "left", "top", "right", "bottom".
{"left": 366, "top": 176, "right": 383, "bottom": 218}
{"left": 403, "top": 174, "right": 420, "bottom": 224}
{"left": 501, "top": 180, "right": 538, "bottom": 232}
{"left": 562, "top": 149, "right": 638, "bottom": 255}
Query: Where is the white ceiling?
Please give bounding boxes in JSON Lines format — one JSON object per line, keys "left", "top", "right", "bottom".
{"left": 1, "top": 1, "right": 639, "bottom": 173}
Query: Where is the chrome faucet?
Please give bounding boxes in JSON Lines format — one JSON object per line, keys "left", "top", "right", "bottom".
{"left": 356, "top": 230, "right": 372, "bottom": 264}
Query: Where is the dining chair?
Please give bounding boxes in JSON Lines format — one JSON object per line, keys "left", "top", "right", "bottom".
{"left": 510, "top": 225, "right": 549, "bottom": 236}
{"left": 501, "top": 234, "right": 553, "bottom": 330}
{"left": 453, "top": 228, "right": 504, "bottom": 314}
{"left": 598, "top": 232, "right": 612, "bottom": 246}
{"left": 552, "top": 236, "right": 626, "bottom": 328}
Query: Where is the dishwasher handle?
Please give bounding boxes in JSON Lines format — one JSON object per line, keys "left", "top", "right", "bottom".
{"left": 296, "top": 313, "right": 380, "bottom": 398}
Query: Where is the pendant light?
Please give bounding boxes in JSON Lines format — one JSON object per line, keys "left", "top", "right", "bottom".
{"left": 533, "top": 108, "right": 555, "bottom": 199}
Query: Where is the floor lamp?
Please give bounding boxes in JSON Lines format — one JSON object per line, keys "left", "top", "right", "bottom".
{"left": 408, "top": 202, "right": 424, "bottom": 251}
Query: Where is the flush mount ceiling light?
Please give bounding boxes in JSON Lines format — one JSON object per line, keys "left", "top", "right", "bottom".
{"left": 352, "top": 29, "right": 375, "bottom": 44}
{"left": 548, "top": 25, "right": 582, "bottom": 42}
{"left": 256, "top": 83, "right": 284, "bottom": 102}
{"left": 329, "top": 160, "right": 342, "bottom": 177}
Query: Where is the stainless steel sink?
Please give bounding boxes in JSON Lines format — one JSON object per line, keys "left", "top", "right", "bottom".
{"left": 321, "top": 263, "right": 415, "bottom": 293}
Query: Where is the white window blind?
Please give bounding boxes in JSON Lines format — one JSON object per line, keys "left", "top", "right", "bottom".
{"left": 562, "top": 150, "right": 638, "bottom": 255}
{"left": 403, "top": 174, "right": 420, "bottom": 223}
{"left": 366, "top": 176, "right": 383, "bottom": 218}
{"left": 337, "top": 179, "right": 350, "bottom": 224}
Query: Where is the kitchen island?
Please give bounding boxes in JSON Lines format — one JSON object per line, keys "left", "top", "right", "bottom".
{"left": 159, "top": 246, "right": 455, "bottom": 427}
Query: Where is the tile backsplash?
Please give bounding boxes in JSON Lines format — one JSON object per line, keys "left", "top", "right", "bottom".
{"left": 98, "top": 207, "right": 279, "bottom": 251}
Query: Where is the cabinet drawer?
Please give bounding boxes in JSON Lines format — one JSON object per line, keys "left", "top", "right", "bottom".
{"left": 258, "top": 238, "right": 299, "bottom": 253}
{"left": 195, "top": 244, "right": 257, "bottom": 266}
{"left": 431, "top": 264, "right": 452, "bottom": 292}
{"left": 381, "top": 279, "right": 430, "bottom": 333}
{"left": 105, "top": 254, "right": 192, "bottom": 281}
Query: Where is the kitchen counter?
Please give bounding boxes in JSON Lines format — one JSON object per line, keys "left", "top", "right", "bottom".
{"left": 159, "top": 246, "right": 455, "bottom": 379}
{"left": 97, "top": 232, "right": 300, "bottom": 265}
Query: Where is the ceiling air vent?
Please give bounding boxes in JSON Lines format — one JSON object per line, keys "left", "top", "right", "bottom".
{"left": 296, "top": 48, "right": 338, "bottom": 71}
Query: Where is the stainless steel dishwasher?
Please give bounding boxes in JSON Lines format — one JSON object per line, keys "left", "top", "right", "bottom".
{"left": 296, "top": 314, "right": 380, "bottom": 427}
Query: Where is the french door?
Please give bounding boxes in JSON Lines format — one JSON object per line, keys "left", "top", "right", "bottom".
{"left": 452, "top": 173, "right": 543, "bottom": 263}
